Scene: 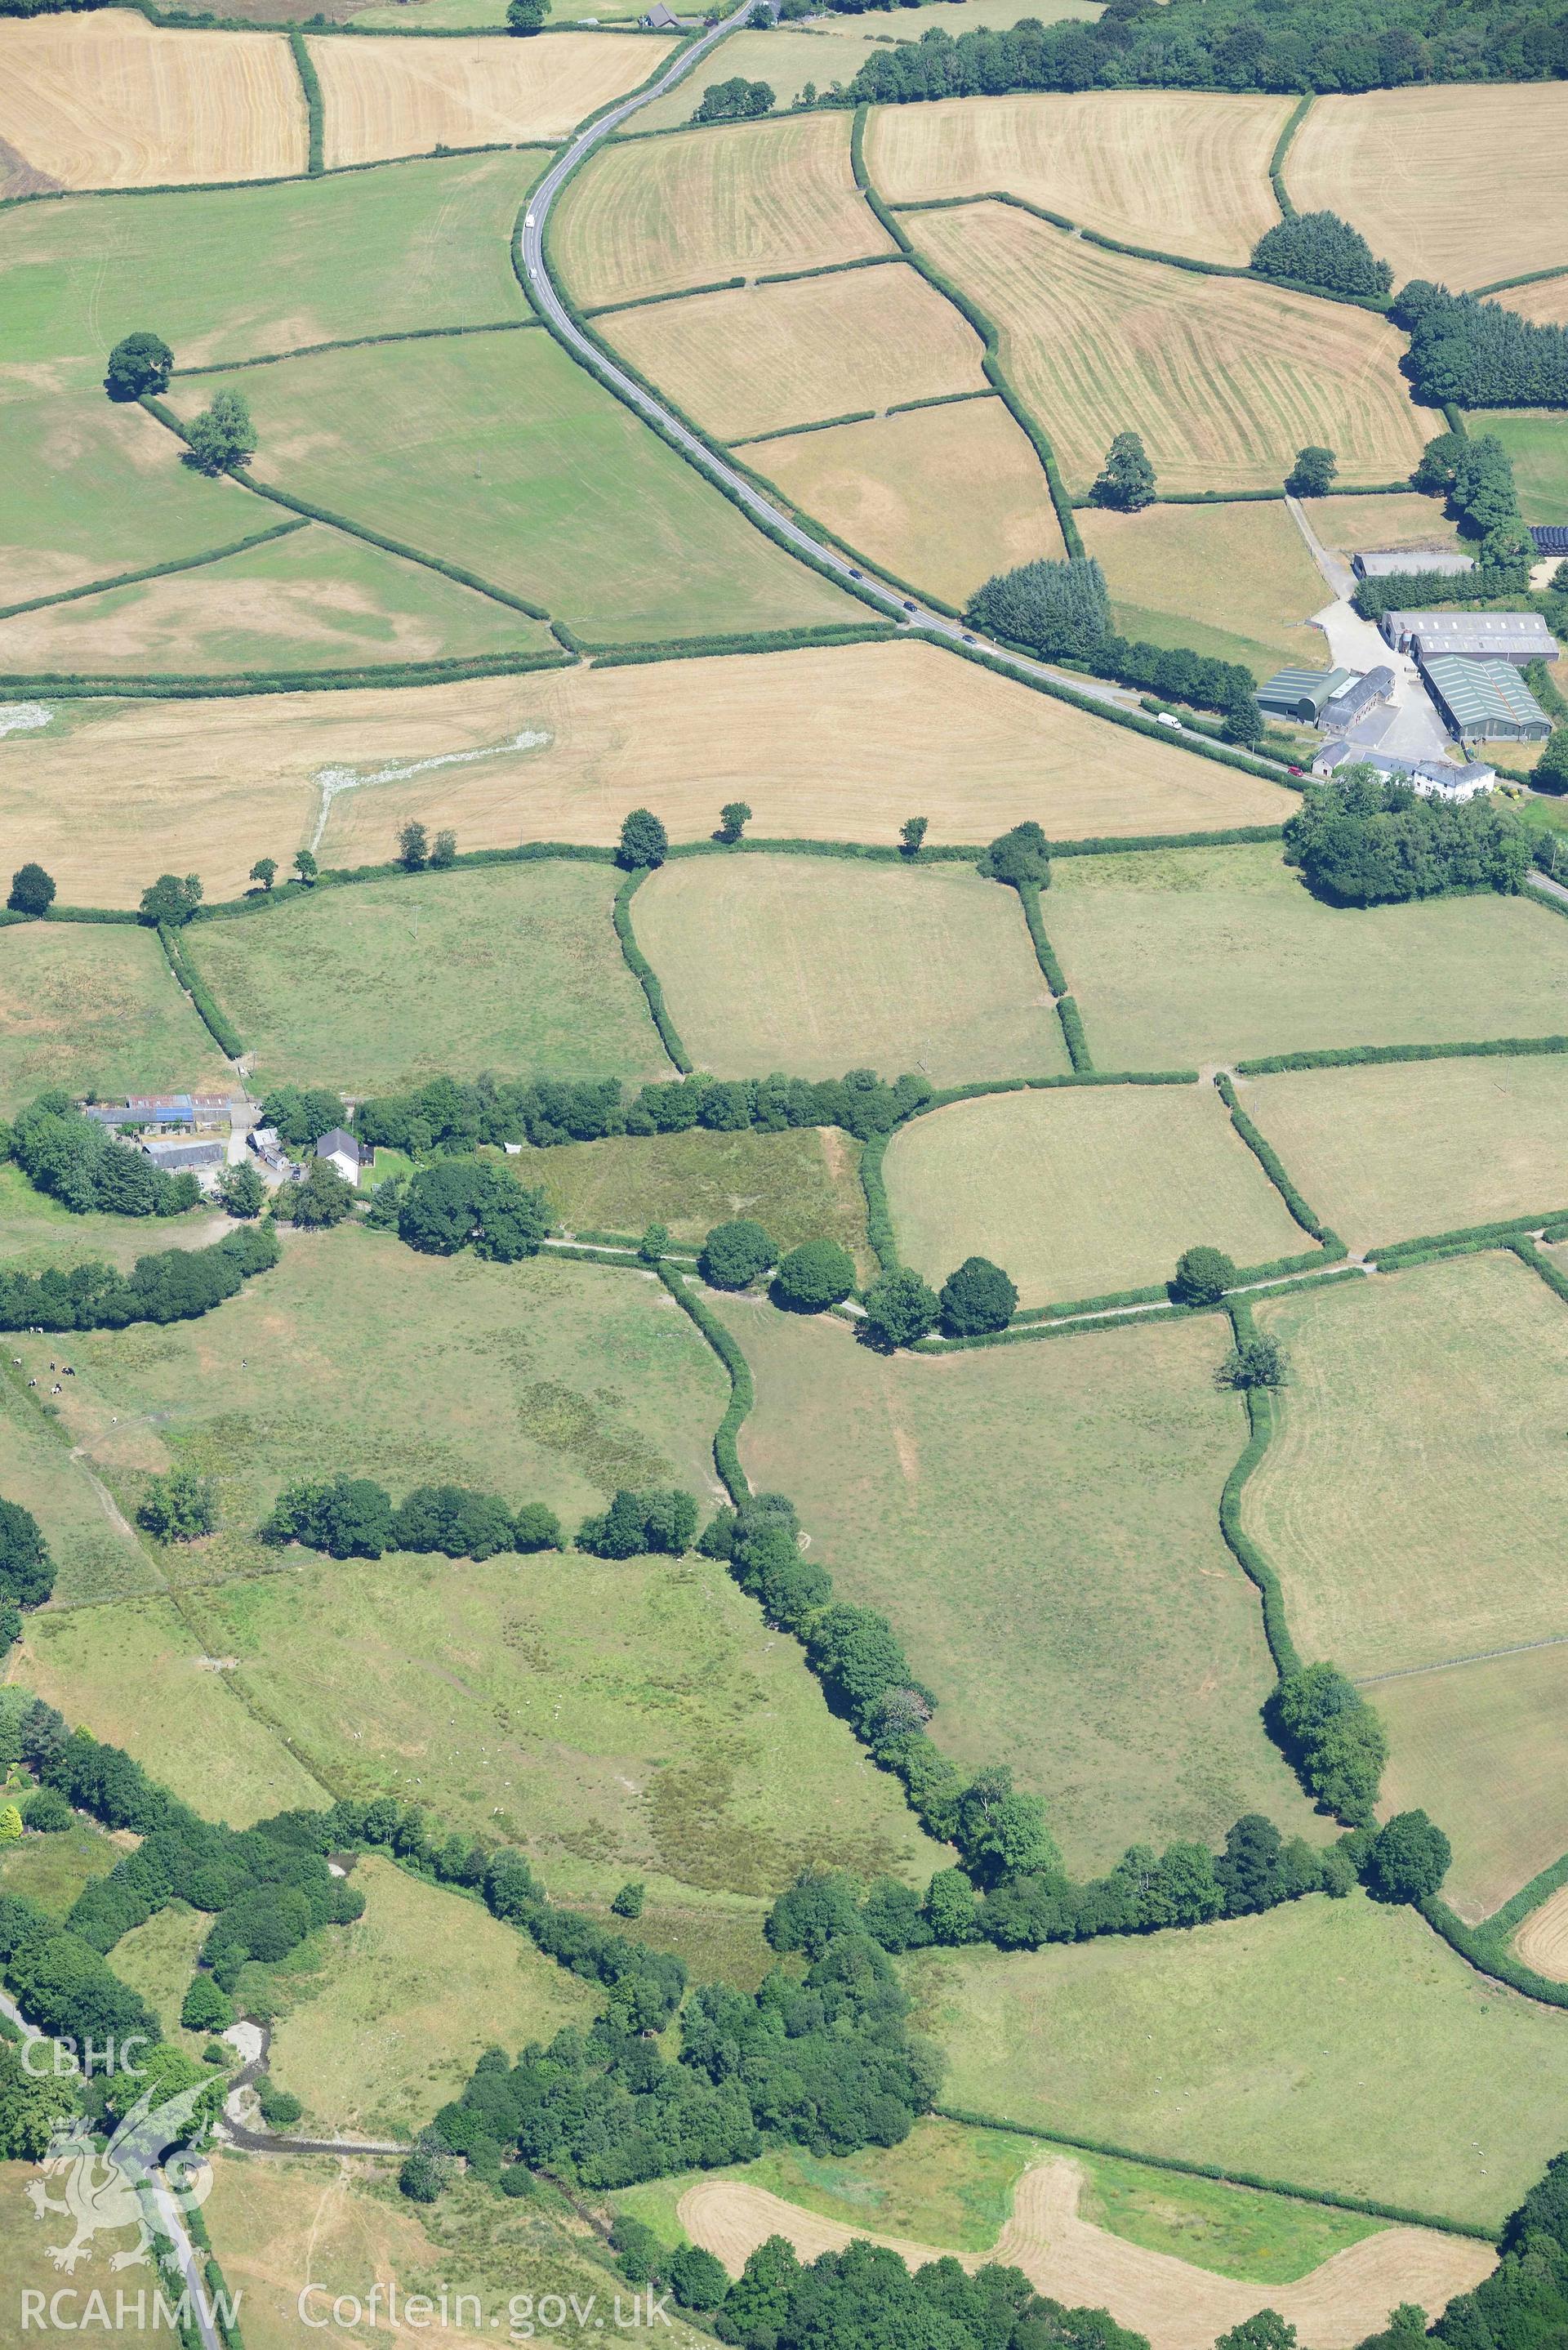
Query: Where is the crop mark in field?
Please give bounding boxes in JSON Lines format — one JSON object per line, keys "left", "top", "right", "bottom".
{"left": 0, "top": 702, "right": 52, "bottom": 739}
{"left": 309, "top": 728, "right": 550, "bottom": 849}
{"left": 1358, "top": 1633, "right": 1568, "bottom": 1688}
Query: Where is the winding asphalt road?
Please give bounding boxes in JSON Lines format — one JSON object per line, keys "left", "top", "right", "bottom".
{"left": 518, "top": 24, "right": 1287, "bottom": 751}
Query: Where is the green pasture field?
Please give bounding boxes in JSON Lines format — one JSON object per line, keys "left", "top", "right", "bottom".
{"left": 1076, "top": 500, "right": 1329, "bottom": 680}
{"left": 539, "top": 1123, "right": 871, "bottom": 1266}
{"left": 1375, "top": 1643, "right": 1568, "bottom": 1924}
{"left": 0, "top": 1162, "right": 220, "bottom": 1275}
{"left": 883, "top": 1082, "right": 1303, "bottom": 1307}
{"left": 910, "top": 1888, "right": 1568, "bottom": 2228}
{"left": 21, "top": 1594, "right": 327, "bottom": 1826}
{"left": 1, "top": 152, "right": 552, "bottom": 375}
{"left": 1247, "top": 1251, "right": 1568, "bottom": 1681}
{"left": 616, "top": 2114, "right": 1383, "bottom": 2281}
{"left": 713, "top": 1295, "right": 1318, "bottom": 1874}
{"left": 0, "top": 921, "right": 229, "bottom": 1115}
{"left": 183, "top": 860, "right": 667, "bottom": 1093}
{"left": 0, "top": 1816, "right": 118, "bottom": 1919}
{"left": 110, "top": 1901, "right": 213, "bottom": 2056}
{"left": 1472, "top": 409, "right": 1568, "bottom": 525}
{"left": 265, "top": 1853, "right": 595, "bottom": 2139}
{"left": 0, "top": 2166, "right": 180, "bottom": 2340}
{"left": 1236, "top": 1056, "right": 1568, "bottom": 1255}
{"left": 632, "top": 855, "right": 1067, "bottom": 1084}
{"left": 0, "top": 524, "right": 549, "bottom": 680}
{"left": 1044, "top": 844, "right": 1568, "bottom": 1069}
{"left": 0, "top": 1374, "right": 162, "bottom": 1608}
{"left": 0, "top": 380, "right": 249, "bottom": 607}
{"left": 165, "top": 331, "right": 856, "bottom": 640}
{"left": 15, "top": 1229, "right": 940, "bottom": 1901}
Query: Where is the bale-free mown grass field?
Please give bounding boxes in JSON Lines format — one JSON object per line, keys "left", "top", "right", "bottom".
{"left": 554, "top": 112, "right": 893, "bottom": 308}
{"left": 714, "top": 1297, "right": 1317, "bottom": 1874}
{"left": 183, "top": 860, "right": 666, "bottom": 1093}
{"left": 0, "top": 921, "right": 230, "bottom": 1111}
{"left": 1246, "top": 1251, "right": 1568, "bottom": 1681}
{"left": 17, "top": 1230, "right": 941, "bottom": 1901}
{"left": 869, "top": 91, "right": 1291, "bottom": 266}
{"left": 1, "top": 150, "right": 551, "bottom": 373}
{"left": 265, "top": 1853, "right": 595, "bottom": 2138}
{"left": 755, "top": 399, "right": 1067, "bottom": 606}
{"left": 305, "top": 29, "right": 663, "bottom": 166}
{"left": 539, "top": 1124, "right": 870, "bottom": 1267}
{"left": 166, "top": 330, "right": 856, "bottom": 640}
{"left": 1076, "top": 502, "right": 1329, "bottom": 680}
{"left": 1236, "top": 1056, "right": 1568, "bottom": 1254}
{"left": 633, "top": 855, "right": 1067, "bottom": 1084}
{"left": 908, "top": 1890, "right": 1568, "bottom": 2228}
{"left": 906, "top": 205, "right": 1437, "bottom": 497}
{"left": 1044, "top": 844, "right": 1568, "bottom": 1069}
{"left": 1471, "top": 410, "right": 1568, "bottom": 528}
{"left": 883, "top": 1084, "right": 1306, "bottom": 1307}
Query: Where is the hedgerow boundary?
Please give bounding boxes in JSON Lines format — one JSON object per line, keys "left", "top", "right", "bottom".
{"left": 0, "top": 519, "right": 310, "bottom": 625}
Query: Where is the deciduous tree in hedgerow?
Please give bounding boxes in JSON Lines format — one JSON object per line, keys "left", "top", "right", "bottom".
{"left": 700, "top": 1217, "right": 773, "bottom": 1290}
{"left": 667, "top": 2245, "right": 729, "bottom": 2312}
{"left": 1287, "top": 444, "right": 1338, "bottom": 497}
{"left": 861, "top": 1267, "right": 939, "bottom": 1350}
{"left": 900, "top": 817, "right": 929, "bottom": 858}
{"left": 1364, "top": 1809, "right": 1451, "bottom": 1903}
{"left": 1218, "top": 1331, "right": 1286, "bottom": 1389}
{"left": 938, "top": 1255, "right": 1018, "bottom": 1336}
{"left": 105, "top": 331, "right": 174, "bottom": 401}
{"left": 506, "top": 0, "right": 547, "bottom": 27}
{"left": 7, "top": 863, "right": 55, "bottom": 917}
{"left": 293, "top": 848, "right": 318, "bottom": 886}
{"left": 1089, "top": 429, "right": 1156, "bottom": 511}
{"left": 773, "top": 1236, "right": 856, "bottom": 1311}
{"left": 430, "top": 829, "right": 457, "bottom": 869}
{"left": 399, "top": 820, "right": 429, "bottom": 872}
{"left": 249, "top": 857, "right": 277, "bottom": 892}
{"left": 137, "top": 1468, "right": 217, "bottom": 1542}
{"left": 1171, "top": 1245, "right": 1236, "bottom": 1305}
{"left": 183, "top": 389, "right": 256, "bottom": 477}
{"left": 1215, "top": 2314, "right": 1298, "bottom": 2350}
{"left": 979, "top": 820, "right": 1050, "bottom": 890}
{"left": 617, "top": 807, "right": 668, "bottom": 869}
{"left": 718, "top": 800, "right": 751, "bottom": 843}
{"left": 693, "top": 75, "right": 775, "bottom": 122}
{"left": 139, "top": 872, "right": 203, "bottom": 926}
{"left": 1223, "top": 689, "right": 1266, "bottom": 750}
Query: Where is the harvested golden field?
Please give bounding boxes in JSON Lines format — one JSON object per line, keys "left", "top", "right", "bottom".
{"left": 1078, "top": 500, "right": 1328, "bottom": 678}
{"left": 605, "top": 263, "right": 984, "bottom": 441}
{"left": 0, "top": 10, "right": 307, "bottom": 189}
{"left": 869, "top": 91, "right": 1291, "bottom": 265}
{"left": 1236, "top": 1056, "right": 1568, "bottom": 1255}
{"left": 884, "top": 1082, "right": 1304, "bottom": 1307}
{"left": 306, "top": 29, "right": 663, "bottom": 165}
{"left": 632, "top": 854, "right": 1067, "bottom": 1083}
{"left": 1246, "top": 1251, "right": 1568, "bottom": 1680}
{"left": 1, "top": 644, "right": 1295, "bottom": 906}
{"left": 1516, "top": 1884, "right": 1568, "bottom": 1980}
{"left": 909, "top": 203, "right": 1438, "bottom": 495}
{"left": 756, "top": 399, "right": 1065, "bottom": 603}
{"left": 1376, "top": 1644, "right": 1568, "bottom": 1924}
{"left": 680, "top": 2161, "right": 1493, "bottom": 2350}
{"left": 1310, "top": 491, "right": 1463, "bottom": 564}
{"left": 554, "top": 112, "right": 893, "bottom": 306}
{"left": 1503, "top": 271, "right": 1568, "bottom": 326}
{"left": 1288, "top": 84, "right": 1568, "bottom": 290}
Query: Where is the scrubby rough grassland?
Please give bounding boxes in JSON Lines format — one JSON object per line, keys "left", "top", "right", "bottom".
{"left": 755, "top": 400, "right": 1067, "bottom": 604}
{"left": 631, "top": 854, "right": 1069, "bottom": 1083}
{"left": 0, "top": 921, "right": 230, "bottom": 1110}
{"left": 883, "top": 1085, "right": 1304, "bottom": 1308}
{"left": 910, "top": 1892, "right": 1568, "bottom": 2228}
{"left": 305, "top": 29, "right": 666, "bottom": 167}
{"left": 908, "top": 205, "right": 1438, "bottom": 496}
{"left": 1248, "top": 1253, "right": 1568, "bottom": 1679}
{"left": 715, "top": 1298, "right": 1316, "bottom": 1875}
{"left": 2, "top": 151, "right": 553, "bottom": 372}
{"left": 165, "top": 331, "right": 856, "bottom": 637}
{"left": 1288, "top": 85, "right": 1568, "bottom": 289}
{"left": 1236, "top": 1057, "right": 1568, "bottom": 1254}
{"left": 1076, "top": 502, "right": 1330, "bottom": 679}
{"left": 0, "top": 11, "right": 307, "bottom": 190}
{"left": 1044, "top": 845, "right": 1568, "bottom": 1068}
{"left": 0, "top": 649, "right": 1294, "bottom": 908}
{"left": 605, "top": 265, "right": 986, "bottom": 442}
{"left": 555, "top": 113, "right": 893, "bottom": 307}
{"left": 184, "top": 860, "right": 668, "bottom": 1092}
{"left": 868, "top": 91, "right": 1291, "bottom": 266}
{"left": 540, "top": 1125, "right": 871, "bottom": 1264}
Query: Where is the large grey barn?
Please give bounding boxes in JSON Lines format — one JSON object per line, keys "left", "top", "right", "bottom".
{"left": 1379, "top": 610, "right": 1557, "bottom": 663}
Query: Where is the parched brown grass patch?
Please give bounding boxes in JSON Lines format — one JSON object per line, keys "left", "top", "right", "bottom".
{"left": 1516, "top": 1881, "right": 1568, "bottom": 1981}
{"left": 1504, "top": 273, "right": 1568, "bottom": 328}
{"left": 554, "top": 112, "right": 893, "bottom": 306}
{"left": 755, "top": 399, "right": 1065, "bottom": 603}
{"left": 908, "top": 203, "right": 1438, "bottom": 495}
{"left": 307, "top": 29, "right": 662, "bottom": 165}
{"left": 2, "top": 644, "right": 1296, "bottom": 907}
{"left": 604, "top": 264, "right": 985, "bottom": 441}
{"left": 0, "top": 10, "right": 307, "bottom": 188}
{"left": 1308, "top": 491, "right": 1463, "bottom": 564}
{"left": 869, "top": 91, "right": 1291, "bottom": 265}
{"left": 1288, "top": 84, "right": 1568, "bottom": 291}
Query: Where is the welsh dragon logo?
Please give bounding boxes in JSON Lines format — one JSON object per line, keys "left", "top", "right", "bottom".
{"left": 25, "top": 2077, "right": 215, "bottom": 2275}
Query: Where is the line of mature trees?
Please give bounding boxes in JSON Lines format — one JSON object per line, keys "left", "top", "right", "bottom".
{"left": 0, "top": 1220, "right": 278, "bottom": 1334}
{"left": 1285, "top": 769, "right": 1533, "bottom": 906}
{"left": 9, "top": 1093, "right": 202, "bottom": 1219}
{"left": 1398, "top": 281, "right": 1568, "bottom": 409}
{"left": 260, "top": 1476, "right": 565, "bottom": 1562}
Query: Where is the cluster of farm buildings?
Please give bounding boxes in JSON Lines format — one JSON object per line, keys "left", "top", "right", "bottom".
{"left": 81, "top": 1092, "right": 370, "bottom": 1191}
